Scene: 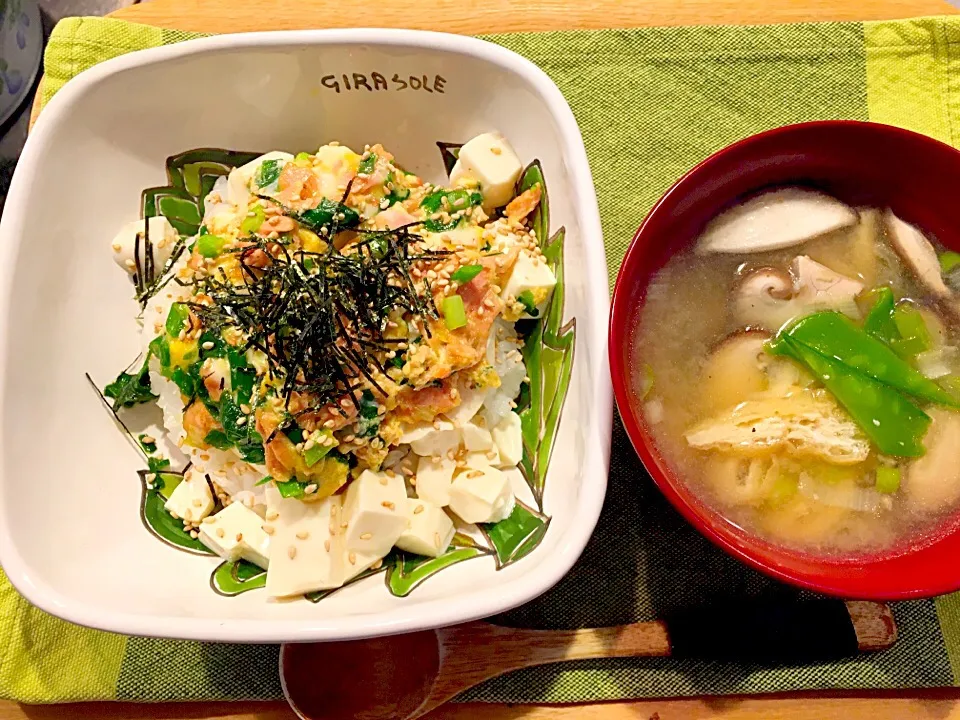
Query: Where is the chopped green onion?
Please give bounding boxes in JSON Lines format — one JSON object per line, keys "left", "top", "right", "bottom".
{"left": 294, "top": 152, "right": 312, "bottom": 162}
{"left": 863, "top": 286, "right": 899, "bottom": 345}
{"left": 451, "top": 264, "right": 483, "bottom": 284}
{"left": 892, "top": 303, "right": 931, "bottom": 355}
{"left": 875, "top": 466, "right": 901, "bottom": 494}
{"left": 196, "top": 234, "right": 226, "bottom": 258}
{"left": 420, "top": 189, "right": 482, "bottom": 232}
{"left": 517, "top": 290, "right": 539, "bottom": 317}
{"left": 165, "top": 302, "right": 189, "bottom": 336}
{"left": 443, "top": 295, "right": 467, "bottom": 330}
{"left": 940, "top": 251, "right": 960, "bottom": 274}
{"left": 766, "top": 472, "right": 799, "bottom": 507}
{"left": 149, "top": 335, "right": 171, "bottom": 369}
{"left": 255, "top": 159, "right": 283, "bottom": 188}
{"left": 358, "top": 153, "right": 377, "bottom": 174}
{"left": 389, "top": 355, "right": 405, "bottom": 369}
{"left": 255, "top": 476, "right": 273, "bottom": 486}
{"left": 198, "top": 225, "right": 209, "bottom": 236}
{"left": 303, "top": 431, "right": 335, "bottom": 467}
{"left": 284, "top": 426, "right": 305, "bottom": 444}
{"left": 639, "top": 363, "right": 655, "bottom": 400}
{"left": 297, "top": 199, "right": 360, "bottom": 231}
{"left": 241, "top": 205, "right": 266, "bottom": 235}
{"left": 275, "top": 479, "right": 308, "bottom": 499}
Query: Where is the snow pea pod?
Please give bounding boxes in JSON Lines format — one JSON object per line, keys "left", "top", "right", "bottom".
{"left": 770, "top": 311, "right": 960, "bottom": 409}
{"left": 771, "top": 336, "right": 930, "bottom": 457}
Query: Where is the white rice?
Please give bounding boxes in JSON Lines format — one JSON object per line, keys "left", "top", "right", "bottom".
{"left": 481, "top": 319, "right": 526, "bottom": 428}
{"left": 141, "top": 252, "right": 268, "bottom": 507}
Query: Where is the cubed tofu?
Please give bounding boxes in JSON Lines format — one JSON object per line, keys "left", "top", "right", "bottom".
{"left": 314, "top": 144, "right": 362, "bottom": 200}
{"left": 264, "top": 482, "right": 283, "bottom": 516}
{"left": 492, "top": 411, "right": 523, "bottom": 468}
{"left": 462, "top": 422, "right": 494, "bottom": 452}
{"left": 503, "top": 251, "right": 557, "bottom": 318}
{"left": 448, "top": 465, "right": 515, "bottom": 524}
{"left": 400, "top": 420, "right": 462, "bottom": 457}
{"left": 164, "top": 469, "right": 214, "bottom": 524}
{"left": 111, "top": 215, "right": 179, "bottom": 275}
{"left": 414, "top": 454, "right": 457, "bottom": 507}
{"left": 342, "top": 469, "right": 408, "bottom": 557}
{"left": 265, "top": 495, "right": 343, "bottom": 598}
{"left": 449, "top": 132, "right": 523, "bottom": 210}
{"left": 443, "top": 384, "right": 490, "bottom": 427}
{"left": 199, "top": 501, "right": 271, "bottom": 569}
{"left": 342, "top": 547, "right": 384, "bottom": 582}
{"left": 396, "top": 498, "right": 456, "bottom": 557}
{"left": 464, "top": 450, "right": 500, "bottom": 469}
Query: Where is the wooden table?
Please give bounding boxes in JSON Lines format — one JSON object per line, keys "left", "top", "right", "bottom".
{"left": 11, "top": 0, "right": 960, "bottom": 717}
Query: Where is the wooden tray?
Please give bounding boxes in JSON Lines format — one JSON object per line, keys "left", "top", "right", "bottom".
{"left": 14, "top": 0, "right": 960, "bottom": 717}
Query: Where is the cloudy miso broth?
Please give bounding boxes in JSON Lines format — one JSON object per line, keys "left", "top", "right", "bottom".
{"left": 632, "top": 191, "right": 960, "bottom": 555}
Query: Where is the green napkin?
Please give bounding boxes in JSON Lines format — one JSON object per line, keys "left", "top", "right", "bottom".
{"left": 5, "top": 13, "right": 960, "bottom": 705}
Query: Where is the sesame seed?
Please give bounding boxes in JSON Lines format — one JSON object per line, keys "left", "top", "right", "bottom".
{"left": 348, "top": 552, "right": 357, "bottom": 565}
{"left": 192, "top": 499, "right": 203, "bottom": 508}
{"left": 203, "top": 517, "right": 216, "bottom": 524}
{"left": 296, "top": 530, "right": 310, "bottom": 540}
{"left": 263, "top": 525, "right": 275, "bottom": 535}
{"left": 201, "top": 341, "right": 215, "bottom": 350}
{"left": 324, "top": 539, "right": 331, "bottom": 552}
{"left": 288, "top": 546, "right": 297, "bottom": 559}
{"left": 216, "top": 528, "right": 225, "bottom": 538}
{"left": 324, "top": 419, "right": 335, "bottom": 428}
{"left": 266, "top": 511, "right": 279, "bottom": 521}
{"left": 360, "top": 532, "right": 373, "bottom": 540}
{"left": 371, "top": 559, "right": 383, "bottom": 570}
{"left": 190, "top": 530, "right": 199, "bottom": 539}
{"left": 491, "top": 146, "right": 502, "bottom": 156}
{"left": 467, "top": 470, "right": 483, "bottom": 479}
{"left": 341, "top": 522, "right": 348, "bottom": 529}
{"left": 235, "top": 533, "right": 243, "bottom": 542}
{"left": 413, "top": 504, "right": 425, "bottom": 515}
{"left": 381, "top": 501, "right": 396, "bottom": 510}
{"left": 434, "top": 532, "right": 441, "bottom": 548}
{"left": 112, "top": 242, "right": 122, "bottom": 252}
{"left": 236, "top": 417, "right": 247, "bottom": 427}
{"left": 305, "top": 483, "right": 318, "bottom": 494}
{"left": 379, "top": 476, "right": 388, "bottom": 486}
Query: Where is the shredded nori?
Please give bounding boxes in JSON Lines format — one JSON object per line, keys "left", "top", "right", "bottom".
{"left": 186, "top": 213, "right": 449, "bottom": 419}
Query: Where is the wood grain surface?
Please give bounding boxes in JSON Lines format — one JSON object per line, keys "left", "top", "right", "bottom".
{"left": 15, "top": 0, "right": 960, "bottom": 718}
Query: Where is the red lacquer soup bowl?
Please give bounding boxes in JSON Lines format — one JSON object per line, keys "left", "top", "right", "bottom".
{"left": 609, "top": 120, "right": 960, "bottom": 599}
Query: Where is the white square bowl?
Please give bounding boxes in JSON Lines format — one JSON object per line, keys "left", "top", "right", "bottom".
{"left": 0, "top": 29, "right": 611, "bottom": 642}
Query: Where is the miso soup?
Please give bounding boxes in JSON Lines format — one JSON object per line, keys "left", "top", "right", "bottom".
{"left": 633, "top": 188, "right": 960, "bottom": 554}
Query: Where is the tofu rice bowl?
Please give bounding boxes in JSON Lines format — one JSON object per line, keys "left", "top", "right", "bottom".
{"left": 99, "top": 132, "right": 566, "bottom": 601}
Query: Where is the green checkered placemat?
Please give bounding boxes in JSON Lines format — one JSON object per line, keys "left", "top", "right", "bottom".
{"left": 4, "top": 13, "right": 960, "bottom": 705}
